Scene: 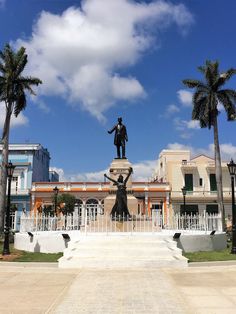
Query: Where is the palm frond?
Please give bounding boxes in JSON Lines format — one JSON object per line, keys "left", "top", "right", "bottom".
{"left": 14, "top": 87, "right": 26, "bottom": 117}
{"left": 0, "top": 44, "right": 42, "bottom": 118}
{"left": 217, "top": 91, "right": 236, "bottom": 120}
{"left": 215, "top": 68, "right": 236, "bottom": 89}
{"left": 182, "top": 79, "right": 208, "bottom": 90}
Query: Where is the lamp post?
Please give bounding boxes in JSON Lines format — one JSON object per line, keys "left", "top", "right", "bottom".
{"left": 2, "top": 162, "right": 15, "bottom": 255}
{"left": 181, "top": 186, "right": 187, "bottom": 213}
{"left": 160, "top": 200, "right": 164, "bottom": 227}
{"left": 227, "top": 159, "right": 236, "bottom": 254}
{"left": 53, "top": 186, "right": 59, "bottom": 215}
{"left": 181, "top": 186, "right": 187, "bottom": 229}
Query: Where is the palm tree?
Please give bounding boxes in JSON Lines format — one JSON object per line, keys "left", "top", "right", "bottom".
{"left": 0, "top": 44, "right": 42, "bottom": 232}
{"left": 183, "top": 60, "right": 236, "bottom": 231}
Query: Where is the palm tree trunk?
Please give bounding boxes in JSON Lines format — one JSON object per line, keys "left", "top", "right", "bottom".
{"left": 0, "top": 107, "right": 11, "bottom": 233}
{"left": 213, "top": 115, "right": 226, "bottom": 231}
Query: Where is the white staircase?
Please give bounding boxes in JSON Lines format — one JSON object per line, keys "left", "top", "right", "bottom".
{"left": 58, "top": 234, "right": 188, "bottom": 268}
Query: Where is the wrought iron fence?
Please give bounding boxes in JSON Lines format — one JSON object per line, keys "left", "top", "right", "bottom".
{"left": 19, "top": 209, "right": 222, "bottom": 233}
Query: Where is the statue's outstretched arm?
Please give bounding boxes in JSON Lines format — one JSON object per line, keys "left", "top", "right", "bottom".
{"left": 108, "top": 125, "right": 116, "bottom": 134}
{"left": 124, "top": 167, "right": 132, "bottom": 184}
{"left": 104, "top": 173, "right": 117, "bottom": 184}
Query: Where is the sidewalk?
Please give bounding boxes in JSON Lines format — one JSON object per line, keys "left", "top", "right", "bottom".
{"left": 0, "top": 263, "right": 236, "bottom": 313}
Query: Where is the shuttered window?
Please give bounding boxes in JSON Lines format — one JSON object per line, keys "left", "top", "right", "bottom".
{"left": 210, "top": 174, "right": 217, "bottom": 191}
{"left": 185, "top": 174, "right": 193, "bottom": 191}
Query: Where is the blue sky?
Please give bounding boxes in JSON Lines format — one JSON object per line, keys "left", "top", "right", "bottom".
{"left": 0, "top": 0, "right": 236, "bottom": 181}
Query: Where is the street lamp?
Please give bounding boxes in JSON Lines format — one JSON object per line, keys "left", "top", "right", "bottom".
{"left": 2, "top": 162, "right": 15, "bottom": 255}
{"left": 53, "top": 186, "right": 59, "bottom": 215}
{"left": 227, "top": 159, "right": 236, "bottom": 254}
{"left": 181, "top": 186, "right": 187, "bottom": 213}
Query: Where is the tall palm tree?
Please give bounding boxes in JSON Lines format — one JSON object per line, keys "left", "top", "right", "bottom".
{"left": 183, "top": 60, "right": 236, "bottom": 231}
{"left": 0, "top": 44, "right": 42, "bottom": 232}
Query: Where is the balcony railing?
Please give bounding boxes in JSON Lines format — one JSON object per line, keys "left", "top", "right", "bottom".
{"left": 171, "top": 189, "right": 232, "bottom": 198}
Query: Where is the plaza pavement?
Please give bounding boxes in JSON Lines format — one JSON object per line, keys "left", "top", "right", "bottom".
{"left": 0, "top": 262, "right": 236, "bottom": 313}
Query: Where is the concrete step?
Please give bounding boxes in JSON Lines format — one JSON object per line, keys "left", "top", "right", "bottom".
{"left": 67, "top": 240, "right": 178, "bottom": 250}
{"left": 58, "top": 255, "right": 188, "bottom": 269}
{"left": 58, "top": 234, "right": 188, "bottom": 269}
{"left": 63, "top": 246, "right": 183, "bottom": 258}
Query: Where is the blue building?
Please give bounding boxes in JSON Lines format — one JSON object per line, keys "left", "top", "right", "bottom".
{"left": 0, "top": 144, "right": 50, "bottom": 227}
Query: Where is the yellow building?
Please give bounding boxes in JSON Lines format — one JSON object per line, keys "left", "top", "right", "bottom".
{"left": 154, "top": 149, "right": 233, "bottom": 217}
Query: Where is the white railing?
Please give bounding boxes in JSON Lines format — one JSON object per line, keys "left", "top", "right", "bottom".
{"left": 167, "top": 212, "right": 222, "bottom": 232}
{"left": 19, "top": 209, "right": 222, "bottom": 233}
{"left": 20, "top": 213, "right": 82, "bottom": 232}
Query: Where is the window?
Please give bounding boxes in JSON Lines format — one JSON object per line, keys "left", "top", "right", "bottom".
{"left": 199, "top": 178, "right": 203, "bottom": 186}
{"left": 206, "top": 204, "right": 218, "bottom": 214}
{"left": 185, "top": 174, "right": 193, "bottom": 191}
{"left": 180, "top": 204, "right": 198, "bottom": 215}
{"left": 210, "top": 174, "right": 217, "bottom": 191}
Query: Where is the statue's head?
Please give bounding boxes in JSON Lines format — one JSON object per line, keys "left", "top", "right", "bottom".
{"left": 118, "top": 117, "right": 122, "bottom": 124}
{"left": 118, "top": 174, "right": 123, "bottom": 182}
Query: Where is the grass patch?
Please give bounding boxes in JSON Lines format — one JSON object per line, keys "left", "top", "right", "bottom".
{"left": 184, "top": 244, "right": 236, "bottom": 262}
{"left": 0, "top": 242, "right": 62, "bottom": 262}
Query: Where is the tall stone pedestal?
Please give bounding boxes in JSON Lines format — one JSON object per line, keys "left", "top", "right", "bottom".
{"left": 104, "top": 159, "right": 138, "bottom": 215}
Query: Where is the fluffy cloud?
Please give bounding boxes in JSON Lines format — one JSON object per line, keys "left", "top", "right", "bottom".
{"left": 177, "top": 89, "right": 193, "bottom": 107}
{"left": 167, "top": 142, "right": 236, "bottom": 161}
{"left": 167, "top": 104, "right": 180, "bottom": 114}
{"left": 51, "top": 159, "right": 156, "bottom": 182}
{"left": 15, "top": 0, "right": 193, "bottom": 121}
{"left": 0, "top": 102, "right": 29, "bottom": 130}
{"left": 174, "top": 117, "right": 200, "bottom": 138}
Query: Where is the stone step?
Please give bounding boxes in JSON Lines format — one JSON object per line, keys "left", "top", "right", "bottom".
{"left": 58, "top": 255, "right": 188, "bottom": 269}
{"left": 67, "top": 240, "right": 178, "bottom": 250}
{"left": 58, "top": 234, "right": 188, "bottom": 269}
{"left": 63, "top": 246, "right": 182, "bottom": 258}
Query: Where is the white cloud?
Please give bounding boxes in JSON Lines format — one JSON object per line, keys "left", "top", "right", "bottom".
{"left": 167, "top": 142, "right": 236, "bottom": 161}
{"left": 166, "top": 104, "right": 180, "bottom": 115}
{"left": 186, "top": 120, "right": 200, "bottom": 129}
{"left": 52, "top": 159, "right": 156, "bottom": 182}
{"left": 15, "top": 0, "right": 193, "bottom": 121}
{"left": 174, "top": 117, "right": 200, "bottom": 138}
{"left": 177, "top": 89, "right": 193, "bottom": 107}
{"left": 0, "top": 102, "right": 29, "bottom": 130}
{"left": 0, "top": 0, "right": 5, "bottom": 8}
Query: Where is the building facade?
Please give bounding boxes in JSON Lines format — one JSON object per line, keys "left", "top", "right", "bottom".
{"left": 154, "top": 149, "right": 233, "bottom": 217}
{"left": 0, "top": 144, "right": 50, "bottom": 224}
{"left": 31, "top": 180, "right": 171, "bottom": 224}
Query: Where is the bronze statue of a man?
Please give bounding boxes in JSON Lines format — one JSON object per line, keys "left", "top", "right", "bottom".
{"left": 108, "top": 117, "right": 128, "bottom": 159}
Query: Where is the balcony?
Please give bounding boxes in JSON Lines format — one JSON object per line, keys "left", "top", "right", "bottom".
{"left": 181, "top": 160, "right": 197, "bottom": 170}
{"left": 171, "top": 189, "right": 232, "bottom": 200}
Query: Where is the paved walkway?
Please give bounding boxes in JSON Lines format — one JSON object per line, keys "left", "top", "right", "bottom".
{"left": 0, "top": 263, "right": 236, "bottom": 313}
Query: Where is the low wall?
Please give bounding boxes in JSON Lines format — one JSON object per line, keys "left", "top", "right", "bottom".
{"left": 176, "top": 233, "right": 227, "bottom": 253}
{"left": 14, "top": 231, "right": 81, "bottom": 253}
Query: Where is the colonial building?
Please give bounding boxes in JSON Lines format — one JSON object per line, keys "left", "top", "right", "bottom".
{"left": 0, "top": 143, "right": 50, "bottom": 218}
{"left": 153, "top": 149, "right": 233, "bottom": 217}
{"left": 31, "top": 175, "right": 170, "bottom": 222}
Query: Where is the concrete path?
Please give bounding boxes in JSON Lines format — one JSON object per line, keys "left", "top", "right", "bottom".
{"left": 0, "top": 263, "right": 236, "bottom": 313}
